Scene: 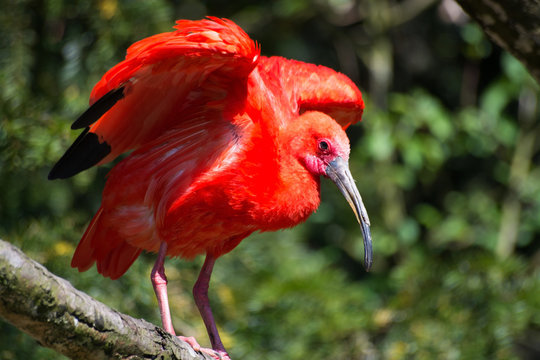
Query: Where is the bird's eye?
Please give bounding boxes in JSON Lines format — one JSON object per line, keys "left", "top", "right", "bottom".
{"left": 318, "top": 140, "right": 330, "bottom": 152}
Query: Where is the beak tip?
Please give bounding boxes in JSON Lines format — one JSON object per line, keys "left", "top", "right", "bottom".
{"left": 363, "top": 249, "right": 373, "bottom": 272}
{"left": 364, "top": 257, "right": 373, "bottom": 272}
{"left": 362, "top": 224, "right": 373, "bottom": 272}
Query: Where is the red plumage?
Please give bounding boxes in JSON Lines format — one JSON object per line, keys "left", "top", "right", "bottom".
{"left": 51, "top": 17, "right": 370, "bottom": 359}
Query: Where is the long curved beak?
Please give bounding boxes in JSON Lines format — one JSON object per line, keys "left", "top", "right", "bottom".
{"left": 326, "top": 157, "right": 373, "bottom": 271}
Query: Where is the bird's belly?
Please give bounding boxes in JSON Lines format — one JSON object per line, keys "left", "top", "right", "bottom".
{"left": 155, "top": 189, "right": 257, "bottom": 258}
{"left": 116, "top": 188, "right": 317, "bottom": 259}
{"left": 160, "top": 214, "right": 255, "bottom": 259}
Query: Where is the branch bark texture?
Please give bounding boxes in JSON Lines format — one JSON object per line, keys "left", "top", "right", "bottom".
{"left": 0, "top": 239, "right": 211, "bottom": 360}
{"left": 455, "top": 0, "right": 540, "bottom": 84}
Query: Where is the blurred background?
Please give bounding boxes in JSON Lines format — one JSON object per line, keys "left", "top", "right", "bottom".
{"left": 1, "top": 0, "right": 539, "bottom": 359}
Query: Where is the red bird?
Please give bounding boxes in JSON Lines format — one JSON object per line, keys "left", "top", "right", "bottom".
{"left": 49, "top": 17, "right": 372, "bottom": 359}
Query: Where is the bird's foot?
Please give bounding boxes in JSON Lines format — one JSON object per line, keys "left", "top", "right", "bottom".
{"left": 178, "top": 336, "right": 231, "bottom": 360}
{"left": 207, "top": 349, "right": 231, "bottom": 360}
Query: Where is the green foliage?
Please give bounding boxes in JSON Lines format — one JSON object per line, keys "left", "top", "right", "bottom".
{"left": 1, "top": 1, "right": 539, "bottom": 359}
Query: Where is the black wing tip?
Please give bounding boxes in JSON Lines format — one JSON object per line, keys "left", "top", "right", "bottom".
{"left": 71, "top": 86, "right": 125, "bottom": 130}
{"left": 50, "top": 86, "right": 122, "bottom": 179}
{"left": 48, "top": 130, "right": 111, "bottom": 180}
{"left": 48, "top": 168, "right": 61, "bottom": 180}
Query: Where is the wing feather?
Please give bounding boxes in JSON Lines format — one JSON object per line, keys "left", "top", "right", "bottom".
{"left": 50, "top": 17, "right": 259, "bottom": 180}
{"left": 71, "top": 86, "right": 126, "bottom": 130}
{"left": 257, "top": 56, "right": 364, "bottom": 129}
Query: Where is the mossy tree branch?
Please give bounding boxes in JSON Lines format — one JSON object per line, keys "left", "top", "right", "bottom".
{"left": 0, "top": 239, "right": 212, "bottom": 360}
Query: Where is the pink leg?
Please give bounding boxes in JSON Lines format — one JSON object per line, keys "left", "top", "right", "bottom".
{"left": 151, "top": 242, "right": 176, "bottom": 335}
{"left": 151, "top": 245, "right": 228, "bottom": 359}
{"left": 151, "top": 243, "right": 200, "bottom": 348}
{"left": 193, "top": 254, "right": 230, "bottom": 360}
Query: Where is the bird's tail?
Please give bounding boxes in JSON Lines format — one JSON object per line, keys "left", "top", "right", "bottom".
{"left": 71, "top": 207, "right": 142, "bottom": 280}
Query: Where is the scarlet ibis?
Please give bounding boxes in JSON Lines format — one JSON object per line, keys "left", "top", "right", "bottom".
{"left": 49, "top": 17, "right": 372, "bottom": 359}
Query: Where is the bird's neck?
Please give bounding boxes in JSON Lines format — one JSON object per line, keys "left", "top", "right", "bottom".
{"left": 242, "top": 129, "right": 321, "bottom": 231}
{"left": 237, "top": 67, "right": 321, "bottom": 230}
{"left": 277, "top": 149, "right": 322, "bottom": 229}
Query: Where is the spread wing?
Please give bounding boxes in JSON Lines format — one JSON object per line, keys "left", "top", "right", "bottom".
{"left": 49, "top": 17, "right": 259, "bottom": 179}
{"left": 255, "top": 56, "right": 364, "bottom": 130}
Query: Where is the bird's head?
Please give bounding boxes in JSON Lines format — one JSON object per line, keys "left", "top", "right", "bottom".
{"left": 287, "top": 111, "right": 373, "bottom": 271}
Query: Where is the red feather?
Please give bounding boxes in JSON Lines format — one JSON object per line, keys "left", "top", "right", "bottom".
{"left": 54, "top": 17, "right": 369, "bottom": 357}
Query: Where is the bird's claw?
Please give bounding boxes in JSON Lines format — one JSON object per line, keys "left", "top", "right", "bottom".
{"left": 178, "top": 336, "right": 231, "bottom": 360}
{"left": 210, "top": 350, "right": 231, "bottom": 360}
{"left": 178, "top": 335, "right": 201, "bottom": 352}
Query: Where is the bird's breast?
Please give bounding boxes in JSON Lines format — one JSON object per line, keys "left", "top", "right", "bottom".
{"left": 228, "top": 163, "right": 322, "bottom": 231}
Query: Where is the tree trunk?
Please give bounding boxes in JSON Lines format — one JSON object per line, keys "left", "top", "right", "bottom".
{"left": 454, "top": 0, "right": 540, "bottom": 84}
